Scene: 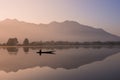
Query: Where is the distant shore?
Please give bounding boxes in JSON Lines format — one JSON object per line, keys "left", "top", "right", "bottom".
{"left": 0, "top": 44, "right": 120, "bottom": 48}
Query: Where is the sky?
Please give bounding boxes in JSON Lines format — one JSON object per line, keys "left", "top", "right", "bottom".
{"left": 0, "top": 0, "right": 120, "bottom": 36}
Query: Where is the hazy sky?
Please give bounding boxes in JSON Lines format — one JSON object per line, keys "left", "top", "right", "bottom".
{"left": 0, "top": 0, "right": 120, "bottom": 36}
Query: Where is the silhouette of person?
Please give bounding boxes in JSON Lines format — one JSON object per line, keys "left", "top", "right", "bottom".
{"left": 39, "top": 49, "right": 42, "bottom": 53}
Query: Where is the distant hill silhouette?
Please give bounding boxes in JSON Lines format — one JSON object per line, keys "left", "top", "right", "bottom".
{"left": 0, "top": 19, "right": 120, "bottom": 42}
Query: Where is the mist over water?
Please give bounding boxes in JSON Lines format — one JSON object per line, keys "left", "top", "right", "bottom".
{"left": 0, "top": 46, "right": 120, "bottom": 80}
{"left": 0, "top": 0, "right": 120, "bottom": 80}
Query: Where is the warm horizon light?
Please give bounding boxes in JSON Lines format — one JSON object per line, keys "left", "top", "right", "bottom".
{"left": 0, "top": 0, "right": 120, "bottom": 36}
{"left": 0, "top": 0, "right": 120, "bottom": 80}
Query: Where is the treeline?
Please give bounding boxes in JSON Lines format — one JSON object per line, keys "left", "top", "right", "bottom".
{"left": 0, "top": 38, "right": 120, "bottom": 46}
{"left": 30, "top": 41, "right": 120, "bottom": 46}
{"left": 0, "top": 38, "right": 29, "bottom": 46}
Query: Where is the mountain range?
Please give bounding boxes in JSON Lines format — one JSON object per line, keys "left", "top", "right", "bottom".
{"left": 0, "top": 19, "right": 120, "bottom": 43}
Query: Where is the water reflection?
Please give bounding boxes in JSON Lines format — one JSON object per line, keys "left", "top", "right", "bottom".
{"left": 6, "top": 47, "right": 18, "bottom": 55}
{"left": 23, "top": 47, "right": 29, "bottom": 53}
{"left": 0, "top": 46, "right": 120, "bottom": 73}
{"left": 0, "top": 53, "right": 120, "bottom": 80}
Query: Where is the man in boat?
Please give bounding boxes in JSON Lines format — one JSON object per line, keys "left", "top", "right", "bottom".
{"left": 36, "top": 49, "right": 55, "bottom": 56}
{"left": 39, "top": 49, "right": 42, "bottom": 53}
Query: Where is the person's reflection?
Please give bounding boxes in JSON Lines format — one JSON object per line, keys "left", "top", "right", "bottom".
{"left": 23, "top": 47, "right": 29, "bottom": 53}
{"left": 7, "top": 47, "right": 18, "bottom": 55}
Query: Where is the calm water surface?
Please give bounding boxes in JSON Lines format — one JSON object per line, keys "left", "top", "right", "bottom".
{"left": 0, "top": 46, "right": 120, "bottom": 80}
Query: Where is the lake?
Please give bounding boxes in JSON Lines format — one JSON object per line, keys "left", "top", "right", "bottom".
{"left": 0, "top": 46, "right": 120, "bottom": 80}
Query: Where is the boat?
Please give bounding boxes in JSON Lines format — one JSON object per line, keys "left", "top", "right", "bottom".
{"left": 36, "top": 50, "right": 55, "bottom": 56}
{"left": 36, "top": 51, "right": 55, "bottom": 53}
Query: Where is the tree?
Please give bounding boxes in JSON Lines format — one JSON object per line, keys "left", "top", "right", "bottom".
{"left": 7, "top": 38, "right": 18, "bottom": 46}
{"left": 23, "top": 38, "right": 29, "bottom": 46}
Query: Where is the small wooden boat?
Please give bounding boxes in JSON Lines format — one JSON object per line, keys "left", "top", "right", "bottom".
{"left": 36, "top": 50, "right": 55, "bottom": 56}
{"left": 36, "top": 51, "right": 55, "bottom": 53}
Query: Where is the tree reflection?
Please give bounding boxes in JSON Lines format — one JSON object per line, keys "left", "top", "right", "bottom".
{"left": 23, "top": 47, "right": 29, "bottom": 53}
{"left": 0, "top": 47, "right": 120, "bottom": 72}
{"left": 6, "top": 47, "right": 18, "bottom": 55}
